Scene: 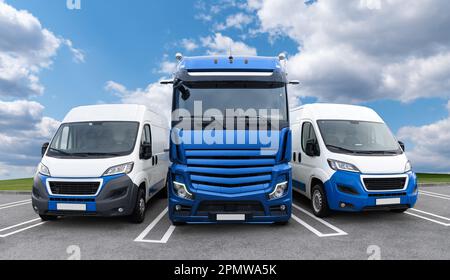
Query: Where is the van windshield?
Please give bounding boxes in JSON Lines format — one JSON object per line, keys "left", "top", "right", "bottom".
{"left": 47, "top": 121, "right": 139, "bottom": 158}
{"left": 317, "top": 120, "right": 402, "bottom": 155}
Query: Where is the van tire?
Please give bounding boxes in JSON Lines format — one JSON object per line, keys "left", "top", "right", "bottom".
{"left": 311, "top": 184, "right": 331, "bottom": 218}
{"left": 130, "top": 188, "right": 146, "bottom": 224}
{"left": 39, "top": 215, "right": 58, "bottom": 221}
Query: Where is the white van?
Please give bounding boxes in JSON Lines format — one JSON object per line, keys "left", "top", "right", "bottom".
{"left": 290, "top": 104, "right": 418, "bottom": 217}
{"left": 32, "top": 104, "right": 169, "bottom": 223}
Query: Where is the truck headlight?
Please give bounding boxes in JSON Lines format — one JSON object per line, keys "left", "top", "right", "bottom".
{"left": 38, "top": 163, "right": 51, "bottom": 176}
{"left": 103, "top": 162, "right": 134, "bottom": 176}
{"left": 405, "top": 161, "right": 412, "bottom": 172}
{"left": 328, "top": 159, "right": 360, "bottom": 173}
{"left": 269, "top": 181, "right": 288, "bottom": 200}
{"left": 173, "top": 182, "right": 194, "bottom": 200}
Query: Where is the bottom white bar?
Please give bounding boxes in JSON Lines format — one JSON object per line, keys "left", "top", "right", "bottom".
{"left": 376, "top": 198, "right": 401, "bottom": 206}
{"left": 57, "top": 203, "right": 86, "bottom": 211}
{"left": 216, "top": 214, "right": 246, "bottom": 221}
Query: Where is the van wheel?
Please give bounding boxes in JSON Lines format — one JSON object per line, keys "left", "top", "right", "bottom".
{"left": 130, "top": 188, "right": 146, "bottom": 224}
{"left": 311, "top": 184, "right": 331, "bottom": 218}
{"left": 39, "top": 214, "right": 58, "bottom": 221}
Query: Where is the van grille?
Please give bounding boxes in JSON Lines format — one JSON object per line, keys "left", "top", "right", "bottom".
{"left": 363, "top": 177, "right": 406, "bottom": 191}
{"left": 49, "top": 181, "right": 100, "bottom": 195}
{"left": 185, "top": 149, "right": 275, "bottom": 189}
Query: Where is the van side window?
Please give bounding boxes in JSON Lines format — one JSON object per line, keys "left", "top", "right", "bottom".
{"left": 301, "top": 122, "right": 319, "bottom": 154}
{"left": 142, "top": 124, "right": 152, "bottom": 146}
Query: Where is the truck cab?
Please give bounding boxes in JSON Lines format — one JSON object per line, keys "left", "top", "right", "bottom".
{"left": 165, "top": 55, "right": 293, "bottom": 224}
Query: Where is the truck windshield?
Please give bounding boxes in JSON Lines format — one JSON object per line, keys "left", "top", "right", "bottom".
{"left": 47, "top": 121, "right": 139, "bottom": 158}
{"left": 317, "top": 120, "right": 402, "bottom": 155}
{"left": 173, "top": 81, "right": 288, "bottom": 130}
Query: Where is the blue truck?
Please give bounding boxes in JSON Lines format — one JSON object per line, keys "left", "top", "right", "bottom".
{"left": 163, "top": 54, "right": 295, "bottom": 225}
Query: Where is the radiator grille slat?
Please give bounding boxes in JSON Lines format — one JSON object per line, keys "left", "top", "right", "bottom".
{"left": 363, "top": 177, "right": 406, "bottom": 191}
{"left": 49, "top": 182, "right": 100, "bottom": 195}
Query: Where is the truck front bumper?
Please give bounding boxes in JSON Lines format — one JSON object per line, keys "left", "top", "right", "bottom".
{"left": 168, "top": 164, "right": 292, "bottom": 224}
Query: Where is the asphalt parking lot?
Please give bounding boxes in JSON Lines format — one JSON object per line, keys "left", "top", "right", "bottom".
{"left": 0, "top": 186, "right": 449, "bottom": 260}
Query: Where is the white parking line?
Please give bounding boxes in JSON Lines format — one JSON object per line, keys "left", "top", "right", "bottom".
{"left": 292, "top": 204, "right": 348, "bottom": 237}
{"left": 0, "top": 218, "right": 45, "bottom": 238}
{"left": 0, "top": 201, "right": 31, "bottom": 210}
{"left": 405, "top": 208, "right": 450, "bottom": 227}
{"left": 419, "top": 191, "right": 450, "bottom": 200}
{"left": 0, "top": 199, "right": 31, "bottom": 208}
{"left": 134, "top": 207, "right": 176, "bottom": 244}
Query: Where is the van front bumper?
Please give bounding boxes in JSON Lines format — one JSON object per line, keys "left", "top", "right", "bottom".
{"left": 31, "top": 174, "right": 139, "bottom": 217}
{"left": 324, "top": 171, "right": 418, "bottom": 212}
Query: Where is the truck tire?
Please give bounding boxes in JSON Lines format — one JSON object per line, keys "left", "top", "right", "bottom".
{"left": 39, "top": 214, "right": 58, "bottom": 221}
{"left": 130, "top": 188, "right": 146, "bottom": 224}
{"left": 391, "top": 208, "right": 408, "bottom": 213}
{"left": 311, "top": 184, "right": 331, "bottom": 218}
{"left": 172, "top": 221, "right": 186, "bottom": 226}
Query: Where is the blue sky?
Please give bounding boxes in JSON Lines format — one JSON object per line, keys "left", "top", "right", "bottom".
{"left": 1, "top": 0, "right": 450, "bottom": 179}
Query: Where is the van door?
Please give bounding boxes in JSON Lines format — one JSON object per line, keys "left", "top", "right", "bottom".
{"left": 298, "top": 121, "right": 321, "bottom": 199}
{"left": 291, "top": 123, "right": 305, "bottom": 194}
{"left": 140, "top": 124, "right": 157, "bottom": 198}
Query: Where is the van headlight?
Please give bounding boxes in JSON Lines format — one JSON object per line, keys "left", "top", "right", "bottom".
{"left": 328, "top": 159, "right": 360, "bottom": 173}
{"left": 269, "top": 181, "right": 288, "bottom": 200}
{"left": 38, "top": 163, "right": 51, "bottom": 176}
{"left": 103, "top": 162, "right": 134, "bottom": 176}
{"left": 173, "top": 182, "right": 194, "bottom": 200}
{"left": 405, "top": 161, "right": 412, "bottom": 172}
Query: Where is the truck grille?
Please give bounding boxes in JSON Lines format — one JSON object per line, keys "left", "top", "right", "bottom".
{"left": 49, "top": 181, "right": 100, "bottom": 195}
{"left": 363, "top": 177, "right": 407, "bottom": 191}
{"left": 185, "top": 149, "right": 275, "bottom": 189}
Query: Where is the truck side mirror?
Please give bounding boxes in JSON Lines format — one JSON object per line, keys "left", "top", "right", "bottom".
{"left": 140, "top": 143, "right": 153, "bottom": 160}
{"left": 41, "top": 142, "right": 49, "bottom": 157}
{"left": 398, "top": 141, "right": 405, "bottom": 152}
{"left": 305, "top": 140, "right": 320, "bottom": 157}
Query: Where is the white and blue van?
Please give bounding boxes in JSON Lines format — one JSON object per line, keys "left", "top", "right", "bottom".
{"left": 32, "top": 104, "right": 169, "bottom": 223}
{"left": 290, "top": 104, "right": 418, "bottom": 217}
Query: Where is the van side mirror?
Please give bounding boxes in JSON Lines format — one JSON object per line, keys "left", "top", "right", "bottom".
{"left": 41, "top": 142, "right": 49, "bottom": 157}
{"left": 140, "top": 143, "right": 152, "bottom": 160}
{"left": 305, "top": 140, "right": 320, "bottom": 157}
{"left": 398, "top": 141, "right": 405, "bottom": 152}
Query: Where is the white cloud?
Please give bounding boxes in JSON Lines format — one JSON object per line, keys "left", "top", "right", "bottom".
{"left": 105, "top": 80, "right": 173, "bottom": 123}
{"left": 0, "top": 1, "right": 84, "bottom": 99}
{"left": 201, "top": 33, "right": 257, "bottom": 56}
{"left": 247, "top": 0, "right": 450, "bottom": 103}
{"left": 398, "top": 101, "right": 450, "bottom": 172}
{"left": 181, "top": 38, "right": 199, "bottom": 52}
{"left": 0, "top": 100, "right": 60, "bottom": 178}
{"left": 216, "top": 13, "right": 253, "bottom": 30}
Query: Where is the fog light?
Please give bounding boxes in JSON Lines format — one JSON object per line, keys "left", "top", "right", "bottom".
{"left": 269, "top": 181, "right": 288, "bottom": 200}
{"left": 118, "top": 208, "right": 124, "bottom": 213}
{"left": 175, "top": 205, "right": 182, "bottom": 211}
{"left": 340, "top": 203, "right": 346, "bottom": 208}
{"left": 33, "top": 206, "right": 38, "bottom": 211}
{"left": 173, "top": 182, "right": 194, "bottom": 200}
{"left": 280, "top": 205, "right": 286, "bottom": 211}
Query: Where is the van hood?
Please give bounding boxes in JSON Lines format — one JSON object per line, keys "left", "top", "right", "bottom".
{"left": 332, "top": 153, "right": 409, "bottom": 174}
{"left": 41, "top": 156, "right": 132, "bottom": 178}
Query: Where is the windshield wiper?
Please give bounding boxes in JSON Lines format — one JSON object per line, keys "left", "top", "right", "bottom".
{"left": 326, "top": 145, "right": 356, "bottom": 154}
{"left": 48, "top": 148, "right": 73, "bottom": 156}
{"left": 71, "top": 152, "right": 123, "bottom": 157}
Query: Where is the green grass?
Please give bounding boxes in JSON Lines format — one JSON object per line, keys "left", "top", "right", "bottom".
{"left": 0, "top": 173, "right": 448, "bottom": 191}
{"left": 0, "top": 178, "right": 33, "bottom": 191}
{"left": 417, "top": 173, "right": 450, "bottom": 184}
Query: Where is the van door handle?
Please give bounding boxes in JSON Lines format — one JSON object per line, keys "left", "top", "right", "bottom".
{"left": 298, "top": 152, "right": 302, "bottom": 163}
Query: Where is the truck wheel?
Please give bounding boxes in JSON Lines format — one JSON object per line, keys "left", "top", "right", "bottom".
{"left": 311, "top": 184, "right": 331, "bottom": 218}
{"left": 130, "top": 188, "right": 146, "bottom": 224}
{"left": 172, "top": 221, "right": 186, "bottom": 226}
{"left": 274, "top": 221, "right": 289, "bottom": 226}
{"left": 39, "top": 214, "right": 58, "bottom": 221}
